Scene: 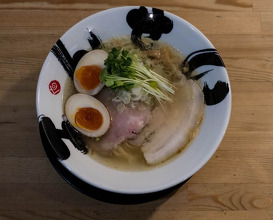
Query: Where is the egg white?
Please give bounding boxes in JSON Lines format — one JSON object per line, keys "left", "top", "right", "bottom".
{"left": 65, "top": 93, "right": 110, "bottom": 137}
{"left": 74, "top": 49, "right": 108, "bottom": 95}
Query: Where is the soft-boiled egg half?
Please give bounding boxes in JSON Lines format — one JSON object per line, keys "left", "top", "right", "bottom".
{"left": 65, "top": 93, "right": 110, "bottom": 137}
{"left": 74, "top": 49, "right": 108, "bottom": 95}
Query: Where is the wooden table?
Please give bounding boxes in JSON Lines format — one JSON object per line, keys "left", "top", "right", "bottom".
{"left": 1, "top": 0, "right": 273, "bottom": 219}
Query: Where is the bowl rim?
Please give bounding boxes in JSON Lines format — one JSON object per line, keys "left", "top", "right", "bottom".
{"left": 36, "top": 5, "right": 232, "bottom": 195}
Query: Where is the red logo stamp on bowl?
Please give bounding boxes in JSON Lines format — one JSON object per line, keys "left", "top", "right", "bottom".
{"left": 49, "top": 80, "right": 61, "bottom": 95}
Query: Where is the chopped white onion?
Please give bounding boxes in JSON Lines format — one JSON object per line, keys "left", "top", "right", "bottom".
{"left": 112, "top": 96, "right": 122, "bottom": 103}
{"left": 132, "top": 86, "right": 142, "bottom": 95}
{"left": 117, "top": 103, "right": 126, "bottom": 113}
{"left": 120, "top": 90, "right": 131, "bottom": 104}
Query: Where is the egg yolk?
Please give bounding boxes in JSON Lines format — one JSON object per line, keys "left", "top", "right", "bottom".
{"left": 75, "top": 107, "right": 103, "bottom": 131}
{"left": 75, "top": 65, "right": 103, "bottom": 90}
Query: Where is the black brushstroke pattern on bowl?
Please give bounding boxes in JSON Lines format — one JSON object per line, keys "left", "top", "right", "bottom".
{"left": 39, "top": 120, "right": 190, "bottom": 204}
{"left": 36, "top": 5, "right": 231, "bottom": 201}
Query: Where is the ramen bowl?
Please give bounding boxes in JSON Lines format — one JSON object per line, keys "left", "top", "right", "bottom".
{"left": 36, "top": 6, "right": 231, "bottom": 203}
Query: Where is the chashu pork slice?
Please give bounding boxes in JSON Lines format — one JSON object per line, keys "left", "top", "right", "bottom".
{"left": 89, "top": 88, "right": 151, "bottom": 155}
{"left": 129, "top": 79, "right": 204, "bottom": 165}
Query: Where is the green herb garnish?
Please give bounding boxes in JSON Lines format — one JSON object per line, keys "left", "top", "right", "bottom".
{"left": 100, "top": 48, "right": 175, "bottom": 105}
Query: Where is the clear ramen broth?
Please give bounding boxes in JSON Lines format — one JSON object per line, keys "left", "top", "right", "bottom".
{"left": 63, "top": 36, "right": 204, "bottom": 171}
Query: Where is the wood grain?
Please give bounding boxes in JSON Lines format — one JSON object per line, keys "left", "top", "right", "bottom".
{"left": 0, "top": 0, "right": 253, "bottom": 11}
{"left": 0, "top": 210, "right": 273, "bottom": 220}
{"left": 254, "top": 0, "right": 273, "bottom": 12}
{"left": 0, "top": 0, "right": 273, "bottom": 219}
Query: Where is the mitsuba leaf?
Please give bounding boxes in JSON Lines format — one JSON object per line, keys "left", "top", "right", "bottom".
{"left": 150, "top": 81, "right": 158, "bottom": 89}
{"left": 115, "top": 81, "right": 124, "bottom": 87}
{"left": 100, "top": 47, "right": 174, "bottom": 104}
{"left": 105, "top": 79, "right": 114, "bottom": 87}
{"left": 99, "top": 69, "right": 108, "bottom": 82}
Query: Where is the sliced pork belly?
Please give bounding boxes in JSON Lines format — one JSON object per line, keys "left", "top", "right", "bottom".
{"left": 129, "top": 79, "right": 204, "bottom": 165}
{"left": 89, "top": 88, "right": 151, "bottom": 155}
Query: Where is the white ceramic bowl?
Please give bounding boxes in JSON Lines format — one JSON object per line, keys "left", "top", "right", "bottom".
{"left": 36, "top": 6, "right": 231, "bottom": 195}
